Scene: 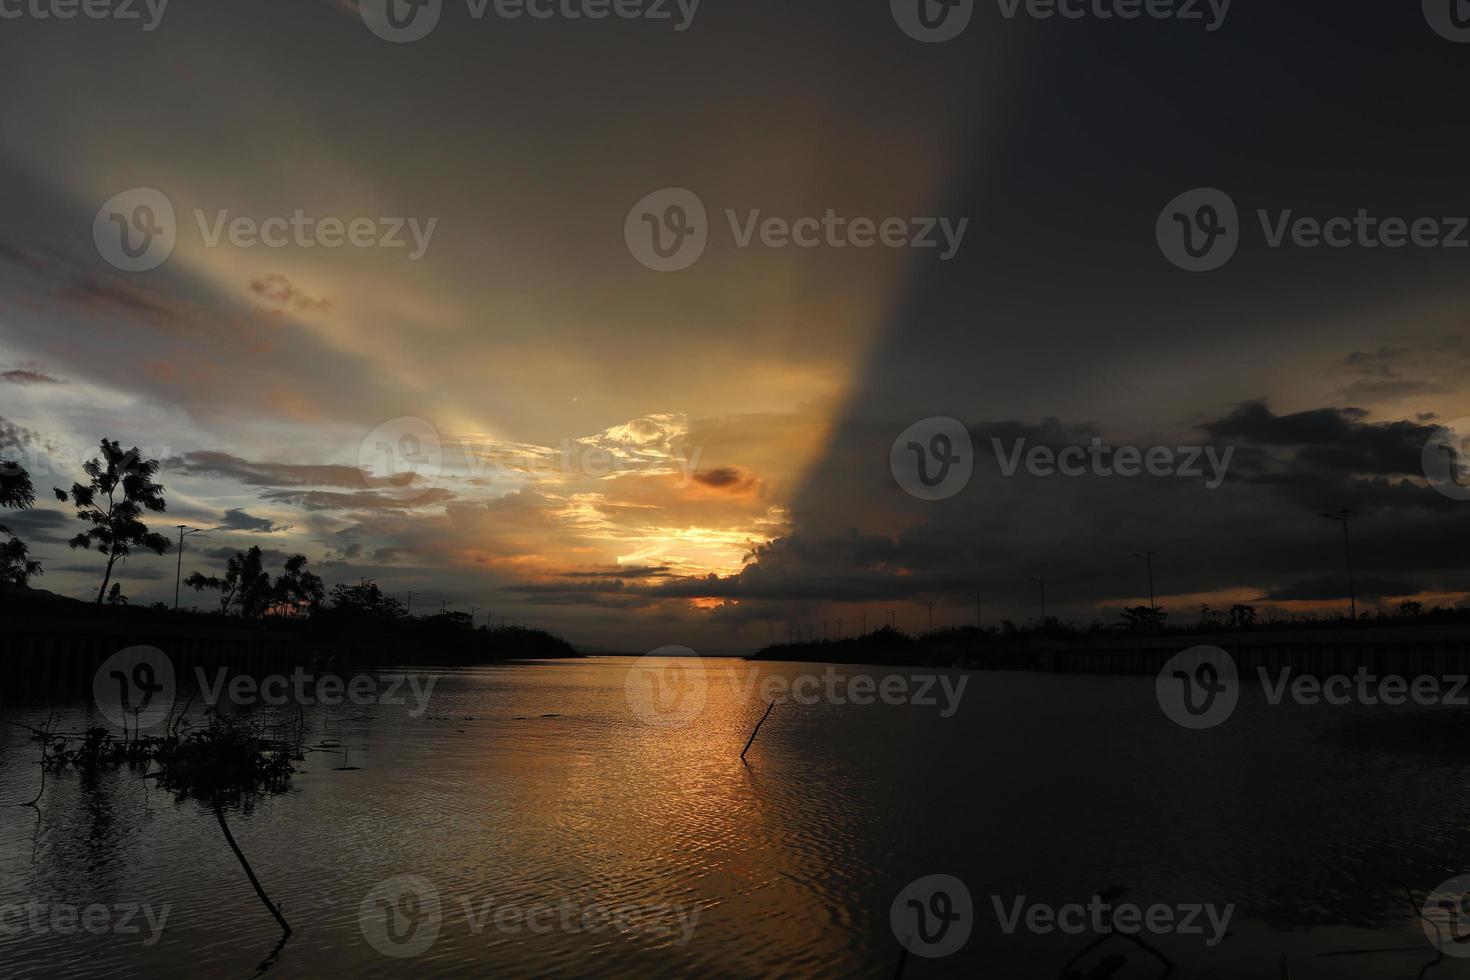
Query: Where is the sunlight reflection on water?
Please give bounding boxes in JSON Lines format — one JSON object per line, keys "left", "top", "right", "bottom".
{"left": 3, "top": 657, "right": 1470, "bottom": 978}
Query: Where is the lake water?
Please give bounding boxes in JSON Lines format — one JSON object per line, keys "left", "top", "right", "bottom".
{"left": 4, "top": 656, "right": 1470, "bottom": 978}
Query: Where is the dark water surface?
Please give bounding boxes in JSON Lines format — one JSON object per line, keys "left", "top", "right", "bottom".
{"left": 4, "top": 657, "right": 1470, "bottom": 978}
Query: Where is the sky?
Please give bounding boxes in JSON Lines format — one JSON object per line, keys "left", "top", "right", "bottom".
{"left": 1, "top": 0, "right": 1468, "bottom": 651}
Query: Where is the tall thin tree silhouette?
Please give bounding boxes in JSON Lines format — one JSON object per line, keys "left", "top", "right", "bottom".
{"left": 54, "top": 439, "right": 170, "bottom": 603}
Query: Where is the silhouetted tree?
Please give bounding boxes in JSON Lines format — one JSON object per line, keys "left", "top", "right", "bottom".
{"left": 1120, "top": 605, "right": 1167, "bottom": 630}
{"left": 327, "top": 579, "right": 405, "bottom": 620}
{"left": 54, "top": 440, "right": 170, "bottom": 603}
{"left": 186, "top": 545, "right": 272, "bottom": 617}
{"left": 1398, "top": 599, "right": 1424, "bottom": 618}
{"left": 0, "top": 456, "right": 41, "bottom": 587}
{"left": 1228, "top": 604, "right": 1257, "bottom": 628}
{"left": 272, "top": 555, "right": 324, "bottom": 617}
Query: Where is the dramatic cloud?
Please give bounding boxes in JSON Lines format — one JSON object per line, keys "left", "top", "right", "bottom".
{"left": 167, "top": 451, "right": 422, "bottom": 490}
{"left": 0, "top": 369, "right": 59, "bottom": 384}
{"left": 249, "top": 274, "right": 333, "bottom": 314}
{"left": 213, "top": 508, "right": 291, "bottom": 533}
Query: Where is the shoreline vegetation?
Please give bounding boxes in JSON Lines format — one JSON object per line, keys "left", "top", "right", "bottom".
{"left": 749, "top": 609, "right": 1470, "bottom": 676}
{"left": 1, "top": 581, "right": 579, "bottom": 701}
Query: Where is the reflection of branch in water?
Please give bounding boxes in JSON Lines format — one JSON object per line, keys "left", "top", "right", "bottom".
{"left": 1315, "top": 883, "right": 1443, "bottom": 980}
{"left": 1056, "top": 886, "right": 1176, "bottom": 979}
{"left": 17, "top": 711, "right": 53, "bottom": 807}
{"left": 249, "top": 927, "right": 292, "bottom": 978}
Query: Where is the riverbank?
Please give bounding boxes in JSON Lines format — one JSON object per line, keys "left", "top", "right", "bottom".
{"left": 0, "top": 587, "right": 580, "bottom": 700}
{"left": 749, "top": 621, "right": 1470, "bottom": 679}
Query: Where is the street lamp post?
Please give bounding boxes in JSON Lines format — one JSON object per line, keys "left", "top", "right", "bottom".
{"left": 1029, "top": 576, "right": 1047, "bottom": 625}
{"left": 1319, "top": 509, "right": 1357, "bottom": 621}
{"left": 174, "top": 525, "right": 205, "bottom": 611}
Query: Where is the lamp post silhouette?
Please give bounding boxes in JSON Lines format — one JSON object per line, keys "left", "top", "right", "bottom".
{"left": 923, "top": 600, "right": 934, "bottom": 635}
{"left": 1029, "top": 576, "right": 1047, "bottom": 625}
{"left": 1319, "top": 509, "right": 1357, "bottom": 621}
{"left": 887, "top": 609, "right": 896, "bottom": 631}
{"left": 1131, "top": 552, "right": 1156, "bottom": 617}
{"left": 173, "top": 525, "right": 206, "bottom": 611}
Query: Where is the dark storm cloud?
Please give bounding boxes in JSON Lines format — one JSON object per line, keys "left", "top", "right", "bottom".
{"left": 691, "top": 467, "right": 752, "bottom": 490}
{"left": 675, "top": 395, "right": 1469, "bottom": 618}
{"left": 249, "top": 274, "right": 333, "bottom": 314}
{"left": 0, "top": 417, "right": 44, "bottom": 453}
{"left": 261, "top": 487, "right": 455, "bottom": 511}
{"left": 0, "top": 369, "right": 60, "bottom": 384}
{"left": 213, "top": 508, "right": 291, "bottom": 533}
{"left": 167, "top": 451, "right": 423, "bottom": 489}
{"left": 560, "top": 564, "right": 672, "bottom": 579}
{"left": 202, "top": 545, "right": 292, "bottom": 566}
{"left": 1200, "top": 401, "right": 1437, "bottom": 478}
{"left": 0, "top": 506, "right": 70, "bottom": 544}
{"left": 57, "top": 273, "right": 200, "bottom": 333}
{"left": 0, "top": 239, "right": 53, "bottom": 276}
